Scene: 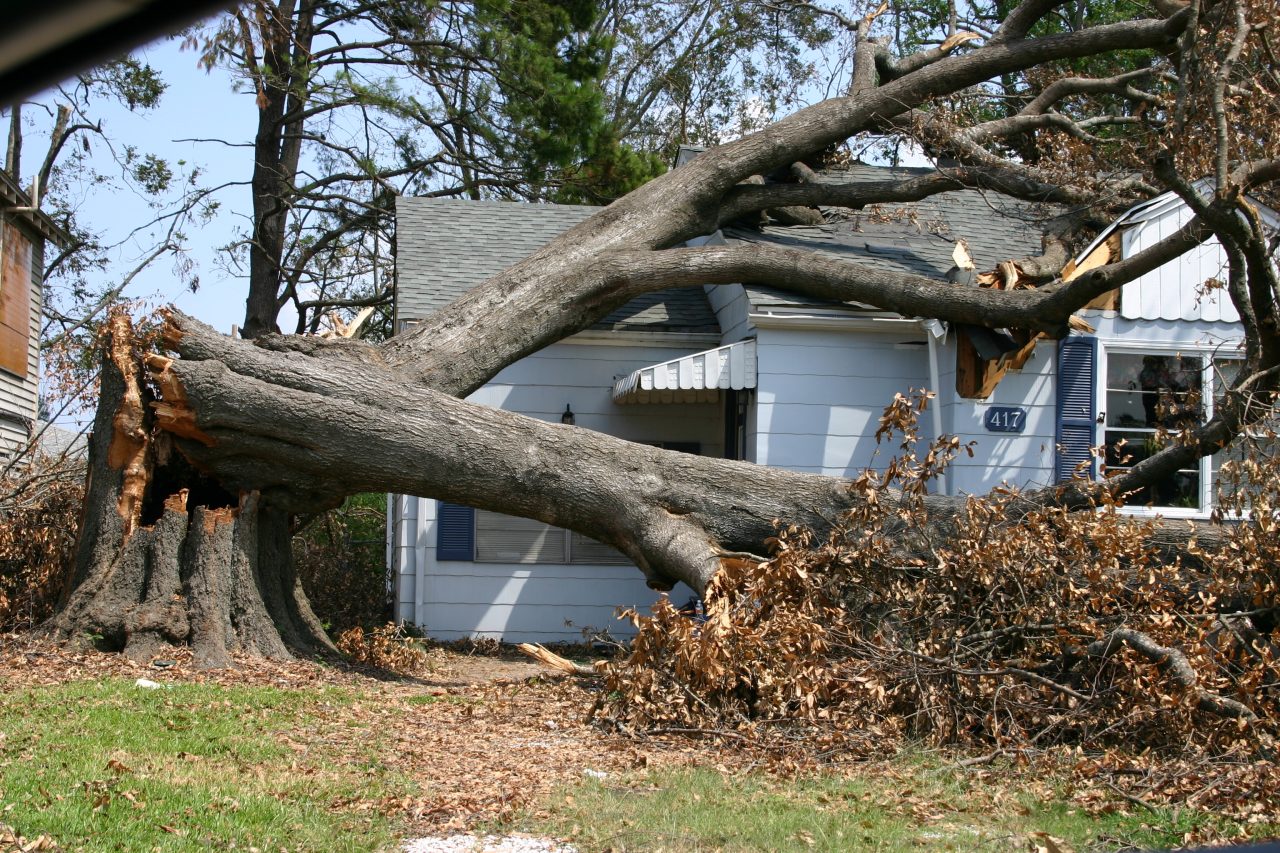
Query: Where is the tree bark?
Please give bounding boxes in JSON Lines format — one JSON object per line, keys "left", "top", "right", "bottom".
{"left": 46, "top": 315, "right": 333, "bottom": 666}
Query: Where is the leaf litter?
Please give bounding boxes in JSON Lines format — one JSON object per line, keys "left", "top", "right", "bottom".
{"left": 0, "top": 634, "right": 664, "bottom": 851}
{"left": 1, "top": 628, "right": 1275, "bottom": 851}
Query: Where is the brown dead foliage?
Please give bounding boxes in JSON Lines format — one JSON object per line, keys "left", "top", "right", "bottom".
{"left": 598, "top": 391, "right": 1279, "bottom": 815}
{"left": 0, "top": 821, "right": 61, "bottom": 852}
{"left": 336, "top": 622, "right": 439, "bottom": 675}
{"left": 0, "top": 452, "right": 83, "bottom": 633}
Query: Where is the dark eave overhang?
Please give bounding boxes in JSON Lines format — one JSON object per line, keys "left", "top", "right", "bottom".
{"left": 0, "top": 170, "right": 73, "bottom": 247}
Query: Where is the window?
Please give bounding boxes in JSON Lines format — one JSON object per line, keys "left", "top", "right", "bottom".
{"left": 1102, "top": 350, "right": 1235, "bottom": 512}
{"left": 437, "top": 502, "right": 631, "bottom": 564}
{"left": 474, "top": 510, "right": 632, "bottom": 564}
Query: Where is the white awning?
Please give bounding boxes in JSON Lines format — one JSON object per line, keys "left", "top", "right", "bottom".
{"left": 612, "top": 340, "right": 756, "bottom": 404}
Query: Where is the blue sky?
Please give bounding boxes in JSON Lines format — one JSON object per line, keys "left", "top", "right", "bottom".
{"left": 42, "top": 32, "right": 257, "bottom": 335}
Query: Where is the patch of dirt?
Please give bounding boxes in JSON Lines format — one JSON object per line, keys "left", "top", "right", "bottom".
{"left": 422, "top": 647, "right": 550, "bottom": 688}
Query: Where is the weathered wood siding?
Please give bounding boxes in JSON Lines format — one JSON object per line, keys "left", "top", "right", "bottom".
{"left": 0, "top": 222, "right": 42, "bottom": 455}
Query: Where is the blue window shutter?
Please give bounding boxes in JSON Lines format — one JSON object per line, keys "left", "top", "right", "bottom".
{"left": 436, "top": 502, "right": 475, "bottom": 560}
{"left": 1056, "top": 336, "right": 1098, "bottom": 482}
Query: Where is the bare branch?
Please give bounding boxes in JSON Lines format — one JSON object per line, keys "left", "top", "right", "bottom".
{"left": 990, "top": 0, "right": 1068, "bottom": 44}
{"left": 874, "top": 30, "right": 982, "bottom": 81}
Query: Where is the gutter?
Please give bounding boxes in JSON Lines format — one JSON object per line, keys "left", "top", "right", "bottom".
{"left": 748, "top": 310, "right": 922, "bottom": 333}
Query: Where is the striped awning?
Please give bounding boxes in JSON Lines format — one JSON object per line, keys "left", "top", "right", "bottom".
{"left": 612, "top": 340, "right": 756, "bottom": 404}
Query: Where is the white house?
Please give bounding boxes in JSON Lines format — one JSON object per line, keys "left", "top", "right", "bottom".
{"left": 389, "top": 166, "right": 1262, "bottom": 642}
{"left": 0, "top": 171, "right": 68, "bottom": 457}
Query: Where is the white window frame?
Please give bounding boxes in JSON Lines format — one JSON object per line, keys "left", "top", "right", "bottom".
{"left": 1097, "top": 342, "right": 1239, "bottom": 518}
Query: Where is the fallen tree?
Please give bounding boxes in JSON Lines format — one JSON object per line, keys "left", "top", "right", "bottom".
{"left": 595, "top": 403, "right": 1279, "bottom": 817}
{"left": 44, "top": 0, "right": 1280, "bottom": 666}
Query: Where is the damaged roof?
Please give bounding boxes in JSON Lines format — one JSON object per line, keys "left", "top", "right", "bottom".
{"left": 395, "top": 165, "right": 1055, "bottom": 330}
{"left": 725, "top": 163, "right": 1054, "bottom": 312}
{"left": 395, "top": 197, "right": 719, "bottom": 334}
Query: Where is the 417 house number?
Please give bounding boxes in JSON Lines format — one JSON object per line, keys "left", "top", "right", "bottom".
{"left": 984, "top": 406, "right": 1026, "bottom": 433}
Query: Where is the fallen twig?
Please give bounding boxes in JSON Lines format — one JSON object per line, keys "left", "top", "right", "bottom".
{"left": 516, "top": 643, "right": 599, "bottom": 678}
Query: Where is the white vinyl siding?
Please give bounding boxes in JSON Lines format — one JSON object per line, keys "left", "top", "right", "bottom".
{"left": 400, "top": 498, "right": 662, "bottom": 642}
{"left": 751, "top": 327, "right": 932, "bottom": 476}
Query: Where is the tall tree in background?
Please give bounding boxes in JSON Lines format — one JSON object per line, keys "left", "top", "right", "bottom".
{"left": 202, "top": 0, "right": 843, "bottom": 338}
{"left": 207, "top": 0, "right": 647, "bottom": 338}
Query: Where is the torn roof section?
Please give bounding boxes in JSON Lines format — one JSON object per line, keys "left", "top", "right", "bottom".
{"left": 394, "top": 197, "right": 719, "bottom": 334}
{"left": 723, "top": 163, "right": 1056, "bottom": 314}
{"left": 394, "top": 165, "right": 1057, "bottom": 333}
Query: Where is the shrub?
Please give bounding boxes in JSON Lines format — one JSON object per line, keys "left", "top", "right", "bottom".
{"left": 0, "top": 451, "right": 84, "bottom": 632}
{"left": 293, "top": 493, "right": 390, "bottom": 634}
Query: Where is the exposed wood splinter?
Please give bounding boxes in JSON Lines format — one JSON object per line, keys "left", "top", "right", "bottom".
{"left": 1062, "top": 232, "right": 1123, "bottom": 311}
{"left": 201, "top": 506, "right": 238, "bottom": 535}
{"left": 516, "top": 643, "right": 600, "bottom": 677}
{"left": 158, "top": 309, "right": 184, "bottom": 351}
{"left": 145, "top": 354, "right": 217, "bottom": 447}
{"left": 151, "top": 403, "right": 218, "bottom": 447}
{"left": 164, "top": 489, "right": 190, "bottom": 514}
{"left": 104, "top": 313, "right": 150, "bottom": 537}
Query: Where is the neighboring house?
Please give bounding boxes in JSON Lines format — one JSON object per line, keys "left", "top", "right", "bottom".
{"left": 390, "top": 165, "right": 1259, "bottom": 642}
{"left": 0, "top": 171, "right": 67, "bottom": 458}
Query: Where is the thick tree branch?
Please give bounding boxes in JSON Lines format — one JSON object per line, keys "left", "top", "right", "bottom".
{"left": 1021, "top": 68, "right": 1160, "bottom": 115}
{"left": 990, "top": 0, "right": 1067, "bottom": 44}
{"left": 718, "top": 165, "right": 1071, "bottom": 225}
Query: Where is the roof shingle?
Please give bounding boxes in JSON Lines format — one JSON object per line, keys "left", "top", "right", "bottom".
{"left": 725, "top": 163, "right": 1054, "bottom": 312}
{"left": 395, "top": 197, "right": 719, "bottom": 333}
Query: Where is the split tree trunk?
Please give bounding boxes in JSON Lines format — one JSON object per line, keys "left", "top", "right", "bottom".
{"left": 46, "top": 315, "right": 334, "bottom": 667}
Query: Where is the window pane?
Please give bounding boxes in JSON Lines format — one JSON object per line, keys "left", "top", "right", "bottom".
{"left": 1104, "top": 430, "right": 1161, "bottom": 467}
{"left": 1104, "top": 351, "right": 1205, "bottom": 511}
{"left": 1106, "top": 353, "right": 1202, "bottom": 428}
{"left": 569, "top": 531, "right": 632, "bottom": 565}
{"left": 1106, "top": 467, "right": 1201, "bottom": 509}
{"left": 475, "top": 511, "right": 567, "bottom": 563}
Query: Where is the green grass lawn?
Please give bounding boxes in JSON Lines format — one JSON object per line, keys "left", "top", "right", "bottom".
{"left": 0, "top": 679, "right": 411, "bottom": 852}
{"left": 3, "top": 675, "right": 1274, "bottom": 852}
{"left": 514, "top": 758, "right": 1271, "bottom": 852}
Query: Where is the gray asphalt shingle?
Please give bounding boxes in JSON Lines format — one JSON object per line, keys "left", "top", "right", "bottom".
{"left": 725, "top": 163, "right": 1054, "bottom": 311}
{"left": 395, "top": 197, "right": 719, "bottom": 333}
{"left": 396, "top": 166, "right": 1053, "bottom": 327}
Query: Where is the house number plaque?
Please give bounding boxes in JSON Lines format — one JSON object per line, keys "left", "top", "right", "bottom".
{"left": 984, "top": 406, "right": 1026, "bottom": 433}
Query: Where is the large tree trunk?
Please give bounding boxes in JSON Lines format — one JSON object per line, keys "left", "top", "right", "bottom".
{"left": 46, "top": 315, "right": 333, "bottom": 666}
